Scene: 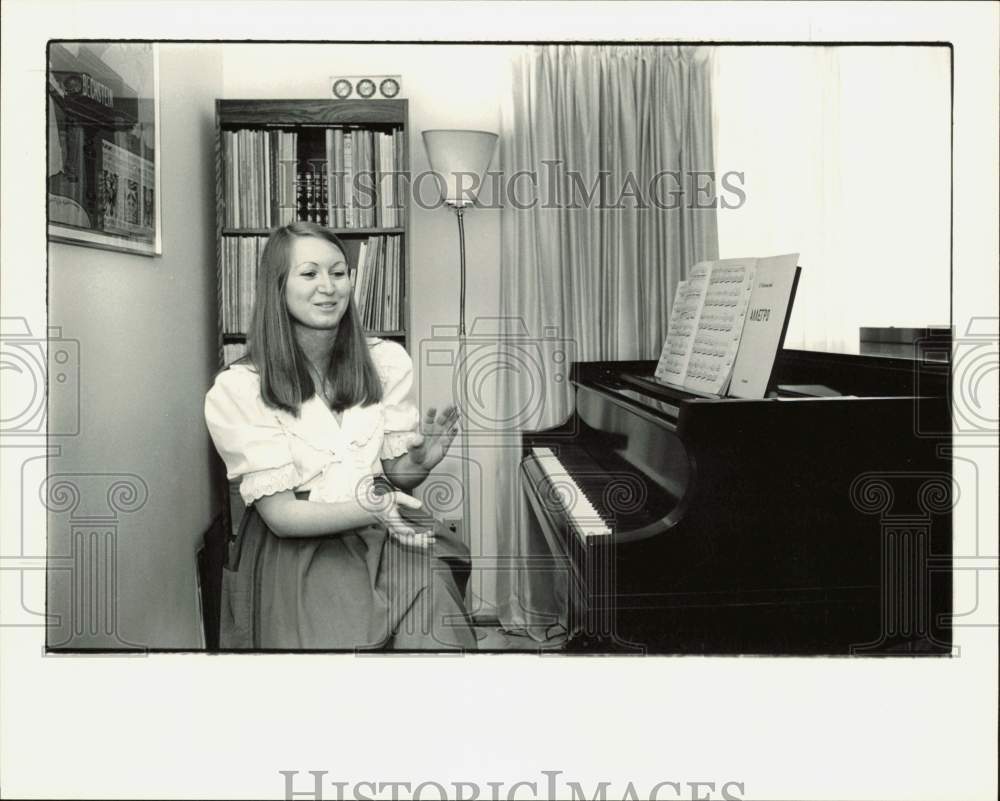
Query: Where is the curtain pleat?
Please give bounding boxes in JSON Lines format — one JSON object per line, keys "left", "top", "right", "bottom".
{"left": 493, "top": 45, "right": 718, "bottom": 639}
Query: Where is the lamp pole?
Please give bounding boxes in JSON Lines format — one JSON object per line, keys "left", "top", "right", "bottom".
{"left": 455, "top": 204, "right": 467, "bottom": 336}
{"left": 421, "top": 129, "right": 498, "bottom": 614}
{"left": 451, "top": 203, "right": 473, "bottom": 557}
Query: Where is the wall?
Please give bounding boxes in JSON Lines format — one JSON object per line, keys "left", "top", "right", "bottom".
{"left": 47, "top": 44, "right": 224, "bottom": 648}
{"left": 714, "top": 46, "right": 951, "bottom": 353}
{"left": 221, "top": 43, "right": 519, "bottom": 611}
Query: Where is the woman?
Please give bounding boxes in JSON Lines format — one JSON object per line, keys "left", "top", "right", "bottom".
{"left": 204, "top": 221, "right": 476, "bottom": 650}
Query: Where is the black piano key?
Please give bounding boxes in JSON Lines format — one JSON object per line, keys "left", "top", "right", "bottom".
{"left": 533, "top": 446, "right": 668, "bottom": 528}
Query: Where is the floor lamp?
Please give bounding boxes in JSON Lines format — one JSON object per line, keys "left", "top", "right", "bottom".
{"left": 421, "top": 129, "right": 499, "bottom": 563}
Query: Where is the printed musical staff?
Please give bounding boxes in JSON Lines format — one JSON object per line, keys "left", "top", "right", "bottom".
{"left": 654, "top": 258, "right": 758, "bottom": 395}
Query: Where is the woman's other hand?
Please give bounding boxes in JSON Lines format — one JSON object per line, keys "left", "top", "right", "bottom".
{"left": 406, "top": 405, "right": 460, "bottom": 470}
{"left": 359, "top": 477, "right": 435, "bottom": 549}
{"left": 383, "top": 490, "right": 435, "bottom": 549}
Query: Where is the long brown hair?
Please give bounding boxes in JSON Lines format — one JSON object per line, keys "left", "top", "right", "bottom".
{"left": 246, "top": 222, "right": 382, "bottom": 415}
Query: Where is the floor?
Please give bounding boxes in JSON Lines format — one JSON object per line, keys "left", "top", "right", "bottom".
{"left": 471, "top": 623, "right": 569, "bottom": 652}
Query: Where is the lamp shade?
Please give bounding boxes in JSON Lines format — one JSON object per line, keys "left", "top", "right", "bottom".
{"left": 421, "top": 129, "right": 499, "bottom": 206}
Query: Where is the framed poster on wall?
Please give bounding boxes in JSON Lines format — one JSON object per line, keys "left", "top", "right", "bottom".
{"left": 46, "top": 41, "right": 161, "bottom": 256}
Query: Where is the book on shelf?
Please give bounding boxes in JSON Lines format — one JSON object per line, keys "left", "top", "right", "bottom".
{"left": 353, "top": 238, "right": 369, "bottom": 310}
{"left": 374, "top": 132, "right": 399, "bottom": 229}
{"left": 317, "top": 125, "right": 404, "bottom": 230}
{"left": 372, "top": 133, "right": 381, "bottom": 229}
{"left": 388, "top": 235, "right": 401, "bottom": 328}
{"left": 373, "top": 236, "right": 385, "bottom": 329}
{"left": 345, "top": 233, "right": 404, "bottom": 332}
{"left": 224, "top": 128, "right": 303, "bottom": 228}
{"left": 365, "top": 130, "right": 376, "bottom": 228}
{"left": 328, "top": 129, "right": 337, "bottom": 227}
{"left": 221, "top": 235, "right": 265, "bottom": 334}
{"left": 238, "top": 129, "right": 250, "bottom": 226}
{"left": 385, "top": 132, "right": 395, "bottom": 227}
{"left": 353, "top": 130, "right": 364, "bottom": 228}
{"left": 356, "top": 129, "right": 372, "bottom": 228}
{"left": 262, "top": 132, "right": 270, "bottom": 229}
{"left": 225, "top": 123, "right": 403, "bottom": 231}
{"left": 343, "top": 132, "right": 354, "bottom": 228}
{"left": 378, "top": 130, "right": 401, "bottom": 228}
{"left": 395, "top": 129, "right": 403, "bottom": 224}
{"left": 384, "top": 236, "right": 394, "bottom": 330}
{"left": 223, "top": 132, "right": 235, "bottom": 226}
{"left": 371, "top": 236, "right": 383, "bottom": 325}
{"left": 363, "top": 234, "right": 381, "bottom": 326}
{"left": 278, "top": 131, "right": 297, "bottom": 225}
{"left": 224, "top": 130, "right": 259, "bottom": 228}
{"left": 653, "top": 253, "right": 800, "bottom": 398}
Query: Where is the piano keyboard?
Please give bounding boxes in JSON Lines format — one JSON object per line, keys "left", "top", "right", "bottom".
{"left": 531, "top": 446, "right": 612, "bottom": 540}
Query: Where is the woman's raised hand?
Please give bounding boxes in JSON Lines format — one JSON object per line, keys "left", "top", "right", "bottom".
{"left": 406, "top": 405, "right": 460, "bottom": 470}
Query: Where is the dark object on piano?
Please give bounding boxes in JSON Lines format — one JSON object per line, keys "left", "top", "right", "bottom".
{"left": 521, "top": 348, "right": 952, "bottom": 655}
{"left": 774, "top": 383, "right": 842, "bottom": 398}
{"left": 860, "top": 326, "right": 952, "bottom": 361}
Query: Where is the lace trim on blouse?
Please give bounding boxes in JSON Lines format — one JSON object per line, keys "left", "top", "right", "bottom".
{"left": 239, "top": 462, "right": 302, "bottom": 506}
{"left": 380, "top": 430, "right": 415, "bottom": 460}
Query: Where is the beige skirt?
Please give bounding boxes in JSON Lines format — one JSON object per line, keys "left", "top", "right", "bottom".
{"left": 219, "top": 505, "right": 477, "bottom": 650}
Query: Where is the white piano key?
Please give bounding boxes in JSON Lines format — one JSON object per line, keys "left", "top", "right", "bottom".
{"left": 531, "top": 447, "right": 611, "bottom": 538}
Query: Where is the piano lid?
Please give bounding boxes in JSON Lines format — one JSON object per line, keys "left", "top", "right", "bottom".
{"left": 571, "top": 346, "right": 950, "bottom": 405}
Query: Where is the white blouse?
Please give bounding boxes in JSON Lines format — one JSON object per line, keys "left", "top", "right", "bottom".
{"left": 204, "top": 338, "right": 420, "bottom": 506}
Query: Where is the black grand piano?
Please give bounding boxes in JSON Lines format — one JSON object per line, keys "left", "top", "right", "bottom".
{"left": 521, "top": 345, "right": 953, "bottom": 655}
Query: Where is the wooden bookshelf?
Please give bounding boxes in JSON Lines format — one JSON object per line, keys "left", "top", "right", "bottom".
{"left": 213, "top": 98, "right": 412, "bottom": 367}
{"left": 222, "top": 227, "right": 406, "bottom": 236}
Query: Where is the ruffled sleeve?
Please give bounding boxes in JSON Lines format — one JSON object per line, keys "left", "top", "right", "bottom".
{"left": 204, "top": 366, "right": 301, "bottom": 506}
{"left": 370, "top": 339, "right": 420, "bottom": 460}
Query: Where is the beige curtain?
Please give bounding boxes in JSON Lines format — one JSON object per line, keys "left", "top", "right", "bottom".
{"left": 493, "top": 45, "right": 718, "bottom": 639}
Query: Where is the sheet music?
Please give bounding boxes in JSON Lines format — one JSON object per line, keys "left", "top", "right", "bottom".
{"left": 654, "top": 255, "right": 799, "bottom": 397}
{"left": 682, "top": 258, "right": 757, "bottom": 395}
{"left": 729, "top": 253, "right": 801, "bottom": 399}
{"left": 653, "top": 262, "right": 711, "bottom": 386}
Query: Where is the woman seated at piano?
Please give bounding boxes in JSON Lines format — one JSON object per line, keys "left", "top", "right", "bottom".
{"left": 204, "top": 221, "right": 476, "bottom": 650}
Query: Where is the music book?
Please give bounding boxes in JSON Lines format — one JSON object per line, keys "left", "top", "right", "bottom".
{"left": 654, "top": 253, "right": 799, "bottom": 398}
{"left": 728, "top": 253, "right": 801, "bottom": 398}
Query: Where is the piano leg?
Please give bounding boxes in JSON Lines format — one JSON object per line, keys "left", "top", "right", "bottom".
{"left": 561, "top": 537, "right": 646, "bottom": 654}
